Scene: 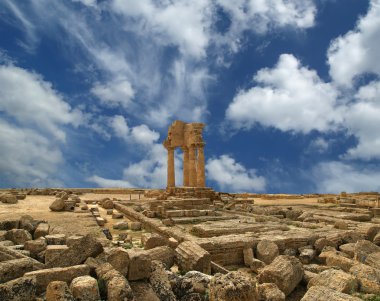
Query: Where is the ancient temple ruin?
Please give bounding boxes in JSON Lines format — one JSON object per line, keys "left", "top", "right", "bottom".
{"left": 163, "top": 120, "right": 205, "bottom": 188}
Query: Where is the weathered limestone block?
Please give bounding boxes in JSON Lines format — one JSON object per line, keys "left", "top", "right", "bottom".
{"left": 0, "top": 276, "right": 36, "bottom": 301}
{"left": 175, "top": 241, "right": 211, "bottom": 274}
{"left": 0, "top": 258, "right": 38, "bottom": 283}
{"left": 34, "top": 223, "right": 50, "bottom": 239}
{"left": 107, "top": 247, "right": 130, "bottom": 276}
{"left": 258, "top": 283, "right": 285, "bottom": 301}
{"left": 46, "top": 234, "right": 66, "bottom": 245}
{"left": 46, "top": 234, "right": 103, "bottom": 268}
{"left": 0, "top": 231, "right": 6, "bottom": 242}
{"left": 339, "top": 243, "right": 355, "bottom": 257}
{"left": 334, "top": 220, "right": 348, "bottom": 230}
{"left": 113, "top": 221, "right": 129, "bottom": 230}
{"left": 0, "top": 219, "right": 19, "bottom": 231}
{"left": 46, "top": 281, "right": 74, "bottom": 301}
{"left": 250, "top": 258, "right": 265, "bottom": 273}
{"left": 145, "top": 246, "right": 175, "bottom": 269}
{"left": 24, "top": 264, "right": 90, "bottom": 294}
{"left": 96, "top": 217, "right": 106, "bottom": 226}
{"left": 319, "top": 250, "right": 355, "bottom": 272}
{"left": 300, "top": 285, "right": 362, "bottom": 301}
{"left": 354, "top": 240, "right": 380, "bottom": 263}
{"left": 258, "top": 255, "right": 303, "bottom": 296}
{"left": 66, "top": 235, "right": 83, "bottom": 247}
{"left": 127, "top": 249, "right": 151, "bottom": 281}
{"left": 314, "top": 238, "right": 336, "bottom": 253}
{"left": 349, "top": 263, "right": 380, "bottom": 294}
{"left": 142, "top": 233, "right": 168, "bottom": 250}
{"left": 45, "top": 245, "right": 69, "bottom": 263}
{"left": 0, "top": 194, "right": 17, "bottom": 204}
{"left": 299, "top": 246, "right": 316, "bottom": 264}
{"left": 107, "top": 275, "right": 135, "bottom": 301}
{"left": 19, "top": 215, "right": 35, "bottom": 233}
{"left": 149, "top": 261, "right": 176, "bottom": 301}
{"left": 50, "top": 198, "right": 65, "bottom": 211}
{"left": 112, "top": 212, "right": 124, "bottom": 219}
{"left": 70, "top": 276, "right": 100, "bottom": 301}
{"left": 357, "top": 224, "right": 380, "bottom": 241}
{"left": 96, "top": 263, "right": 135, "bottom": 301}
{"left": 6, "top": 229, "right": 32, "bottom": 244}
{"left": 130, "top": 222, "right": 142, "bottom": 231}
{"left": 308, "top": 269, "right": 358, "bottom": 294}
{"left": 365, "top": 252, "right": 380, "bottom": 270}
{"left": 209, "top": 271, "right": 258, "bottom": 301}
{"left": 102, "top": 199, "right": 114, "bottom": 209}
{"left": 243, "top": 247, "right": 254, "bottom": 267}
{"left": 256, "top": 239, "right": 279, "bottom": 264}
{"left": 373, "top": 232, "right": 380, "bottom": 245}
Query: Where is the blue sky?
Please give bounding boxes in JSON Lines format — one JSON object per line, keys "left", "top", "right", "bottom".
{"left": 1, "top": 0, "right": 380, "bottom": 193}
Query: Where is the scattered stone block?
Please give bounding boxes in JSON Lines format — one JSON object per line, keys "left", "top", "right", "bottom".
{"left": 258, "top": 255, "right": 303, "bottom": 296}
{"left": 145, "top": 246, "right": 175, "bottom": 269}
{"left": 45, "top": 245, "right": 69, "bottom": 263}
{"left": 319, "top": 250, "right": 355, "bottom": 272}
{"left": 46, "top": 234, "right": 66, "bottom": 245}
{"left": 301, "top": 285, "right": 362, "bottom": 301}
{"left": 46, "top": 280, "right": 74, "bottom": 301}
{"left": 209, "top": 271, "right": 258, "bottom": 301}
{"left": 350, "top": 263, "right": 380, "bottom": 294}
{"left": 0, "top": 276, "right": 36, "bottom": 301}
{"left": 96, "top": 217, "right": 106, "bottom": 226}
{"left": 175, "top": 241, "right": 211, "bottom": 274}
{"left": 70, "top": 276, "right": 100, "bottom": 301}
{"left": 354, "top": 240, "right": 380, "bottom": 263}
{"left": 127, "top": 249, "right": 151, "bottom": 281}
{"left": 24, "top": 238, "right": 47, "bottom": 258}
{"left": 0, "top": 220, "right": 19, "bottom": 231}
{"left": 66, "top": 235, "right": 83, "bottom": 247}
{"left": 0, "top": 258, "right": 38, "bottom": 283}
{"left": 106, "top": 209, "right": 113, "bottom": 215}
{"left": 168, "top": 237, "right": 179, "bottom": 249}
{"left": 24, "top": 264, "right": 90, "bottom": 294}
{"left": 49, "top": 198, "right": 65, "bottom": 211}
{"left": 314, "top": 238, "right": 336, "bottom": 253}
{"left": 130, "top": 222, "right": 142, "bottom": 231}
{"left": 149, "top": 261, "right": 176, "bottom": 301}
{"left": 34, "top": 223, "right": 50, "bottom": 239}
{"left": 112, "top": 212, "right": 124, "bottom": 219}
{"left": 256, "top": 239, "right": 279, "bottom": 264}
{"left": 365, "top": 251, "right": 380, "bottom": 270}
{"left": 250, "top": 258, "right": 265, "bottom": 273}
{"left": 142, "top": 233, "right": 167, "bottom": 250}
{"left": 0, "top": 194, "right": 17, "bottom": 204}
{"left": 46, "top": 234, "right": 103, "bottom": 268}
{"left": 102, "top": 199, "right": 114, "bottom": 209}
{"left": 107, "top": 247, "right": 130, "bottom": 276}
{"left": 258, "top": 283, "right": 285, "bottom": 301}
{"left": 334, "top": 220, "right": 348, "bottom": 230}
{"left": 6, "top": 229, "right": 32, "bottom": 244}
{"left": 113, "top": 221, "right": 129, "bottom": 230}
{"left": 243, "top": 247, "right": 254, "bottom": 267}
{"left": 308, "top": 269, "right": 358, "bottom": 294}
{"left": 339, "top": 243, "right": 355, "bottom": 258}
{"left": 299, "top": 246, "right": 316, "bottom": 264}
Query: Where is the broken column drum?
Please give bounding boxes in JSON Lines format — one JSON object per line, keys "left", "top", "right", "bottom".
{"left": 163, "top": 120, "right": 206, "bottom": 188}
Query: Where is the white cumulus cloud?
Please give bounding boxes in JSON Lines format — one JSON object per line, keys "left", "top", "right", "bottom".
{"left": 328, "top": 0, "right": 380, "bottom": 86}
{"left": 226, "top": 54, "right": 341, "bottom": 134}
{"left": 206, "top": 155, "right": 266, "bottom": 192}
{"left": 312, "top": 161, "right": 380, "bottom": 193}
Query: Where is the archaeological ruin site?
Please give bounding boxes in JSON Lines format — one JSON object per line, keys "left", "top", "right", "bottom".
{"left": 1, "top": 120, "right": 380, "bottom": 301}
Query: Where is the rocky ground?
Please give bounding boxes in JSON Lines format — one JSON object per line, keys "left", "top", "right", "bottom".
{"left": 0, "top": 188, "right": 379, "bottom": 301}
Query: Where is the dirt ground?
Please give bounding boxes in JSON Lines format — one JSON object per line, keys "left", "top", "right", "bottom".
{"left": 254, "top": 197, "right": 320, "bottom": 206}
{"left": 0, "top": 193, "right": 143, "bottom": 241}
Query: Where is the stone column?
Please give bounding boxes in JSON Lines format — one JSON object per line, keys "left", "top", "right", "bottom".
{"left": 196, "top": 145, "right": 205, "bottom": 187}
{"left": 182, "top": 147, "right": 189, "bottom": 186}
{"left": 189, "top": 146, "right": 197, "bottom": 187}
{"left": 167, "top": 147, "right": 175, "bottom": 187}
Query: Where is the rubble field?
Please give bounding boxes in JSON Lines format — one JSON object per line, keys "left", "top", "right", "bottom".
{"left": 0, "top": 187, "right": 380, "bottom": 301}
